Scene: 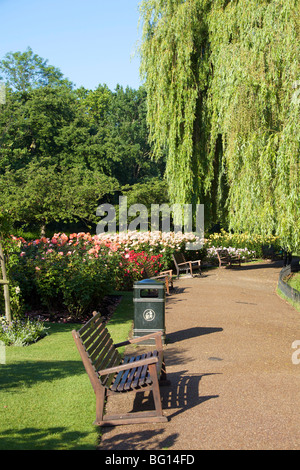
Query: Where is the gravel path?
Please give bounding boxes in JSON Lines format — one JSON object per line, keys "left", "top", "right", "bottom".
{"left": 98, "top": 261, "right": 300, "bottom": 450}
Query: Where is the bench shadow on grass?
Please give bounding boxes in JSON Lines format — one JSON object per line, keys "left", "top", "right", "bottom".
{"left": 0, "top": 360, "right": 83, "bottom": 391}
{"left": 0, "top": 426, "right": 95, "bottom": 450}
{"left": 0, "top": 359, "right": 97, "bottom": 450}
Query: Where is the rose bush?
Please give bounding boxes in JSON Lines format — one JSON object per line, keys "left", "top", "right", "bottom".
{"left": 4, "top": 232, "right": 166, "bottom": 318}
{"left": 1, "top": 229, "right": 278, "bottom": 321}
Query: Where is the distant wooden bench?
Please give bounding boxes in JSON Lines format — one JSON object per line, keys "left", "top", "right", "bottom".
{"left": 216, "top": 249, "right": 241, "bottom": 268}
{"left": 72, "top": 312, "right": 168, "bottom": 426}
{"left": 172, "top": 252, "right": 202, "bottom": 279}
{"left": 143, "top": 260, "right": 173, "bottom": 295}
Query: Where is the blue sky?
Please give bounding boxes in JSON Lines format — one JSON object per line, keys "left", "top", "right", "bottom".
{"left": 0, "top": 0, "right": 143, "bottom": 91}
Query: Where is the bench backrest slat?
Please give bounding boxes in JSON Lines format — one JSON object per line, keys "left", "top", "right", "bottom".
{"left": 87, "top": 329, "right": 111, "bottom": 361}
{"left": 173, "top": 252, "right": 186, "bottom": 264}
{"left": 101, "top": 349, "right": 122, "bottom": 388}
{"left": 144, "top": 261, "right": 155, "bottom": 278}
{"left": 73, "top": 312, "right": 121, "bottom": 388}
{"left": 79, "top": 313, "right": 104, "bottom": 339}
{"left": 93, "top": 337, "right": 115, "bottom": 370}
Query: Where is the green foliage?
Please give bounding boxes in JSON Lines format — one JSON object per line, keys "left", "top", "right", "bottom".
{"left": 0, "top": 210, "right": 12, "bottom": 238}
{"left": 208, "top": 0, "right": 300, "bottom": 252}
{"left": 140, "top": 0, "right": 212, "bottom": 209}
{"left": 0, "top": 52, "right": 165, "bottom": 234}
{"left": 205, "top": 229, "right": 281, "bottom": 258}
{"left": 139, "top": 0, "right": 300, "bottom": 251}
{"left": 0, "top": 47, "right": 73, "bottom": 92}
{"left": 106, "top": 85, "right": 166, "bottom": 185}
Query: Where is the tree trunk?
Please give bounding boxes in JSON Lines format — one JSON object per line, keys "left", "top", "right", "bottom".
{"left": 40, "top": 224, "right": 46, "bottom": 237}
{"left": 0, "top": 239, "right": 11, "bottom": 324}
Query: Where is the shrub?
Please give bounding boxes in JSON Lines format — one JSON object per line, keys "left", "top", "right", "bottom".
{"left": 205, "top": 230, "right": 281, "bottom": 258}
{"left": 6, "top": 233, "right": 115, "bottom": 318}
{"left": 0, "top": 317, "right": 48, "bottom": 346}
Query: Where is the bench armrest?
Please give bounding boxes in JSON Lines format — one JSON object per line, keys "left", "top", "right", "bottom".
{"left": 115, "top": 331, "right": 164, "bottom": 352}
{"left": 98, "top": 355, "right": 159, "bottom": 376}
{"left": 115, "top": 331, "right": 163, "bottom": 348}
{"left": 190, "top": 260, "right": 201, "bottom": 266}
{"left": 159, "top": 270, "right": 173, "bottom": 276}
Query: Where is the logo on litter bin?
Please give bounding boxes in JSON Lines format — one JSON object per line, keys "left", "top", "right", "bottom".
{"left": 143, "top": 309, "right": 156, "bottom": 322}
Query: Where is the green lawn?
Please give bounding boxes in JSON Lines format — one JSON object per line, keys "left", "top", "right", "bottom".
{"left": 287, "top": 272, "right": 300, "bottom": 292}
{"left": 0, "top": 292, "right": 133, "bottom": 450}
{"left": 277, "top": 270, "right": 300, "bottom": 313}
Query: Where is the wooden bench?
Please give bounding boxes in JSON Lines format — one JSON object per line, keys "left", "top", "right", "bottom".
{"left": 216, "top": 249, "right": 241, "bottom": 268}
{"left": 172, "top": 252, "right": 202, "bottom": 279}
{"left": 72, "top": 312, "right": 168, "bottom": 426}
{"left": 143, "top": 260, "right": 173, "bottom": 295}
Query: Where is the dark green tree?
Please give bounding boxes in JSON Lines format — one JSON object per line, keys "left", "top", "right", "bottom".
{"left": 106, "top": 85, "right": 165, "bottom": 186}
{"left": 0, "top": 47, "right": 73, "bottom": 92}
{"left": 0, "top": 48, "right": 167, "bottom": 235}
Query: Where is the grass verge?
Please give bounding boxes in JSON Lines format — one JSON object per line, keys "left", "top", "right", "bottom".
{"left": 276, "top": 287, "right": 300, "bottom": 313}
{"left": 286, "top": 272, "right": 300, "bottom": 292}
{"left": 0, "top": 291, "right": 134, "bottom": 450}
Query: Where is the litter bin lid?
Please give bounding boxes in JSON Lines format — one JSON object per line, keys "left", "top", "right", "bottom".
{"left": 133, "top": 279, "right": 164, "bottom": 288}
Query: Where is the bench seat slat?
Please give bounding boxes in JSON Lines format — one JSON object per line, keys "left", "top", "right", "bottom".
{"left": 110, "top": 356, "right": 132, "bottom": 392}
{"left": 116, "top": 355, "right": 138, "bottom": 392}
{"left": 110, "top": 352, "right": 159, "bottom": 392}
{"left": 131, "top": 352, "right": 152, "bottom": 389}
{"left": 138, "top": 352, "right": 153, "bottom": 387}
{"left": 123, "top": 355, "right": 143, "bottom": 391}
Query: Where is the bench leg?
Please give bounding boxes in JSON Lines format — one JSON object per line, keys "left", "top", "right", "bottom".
{"left": 148, "top": 363, "right": 165, "bottom": 418}
{"left": 95, "top": 387, "right": 106, "bottom": 424}
{"left": 158, "top": 358, "right": 168, "bottom": 383}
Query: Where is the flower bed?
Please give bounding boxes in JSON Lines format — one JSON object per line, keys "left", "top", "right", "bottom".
{"left": 1, "top": 229, "right": 277, "bottom": 322}
{"left": 5, "top": 232, "right": 175, "bottom": 319}
{"left": 205, "top": 246, "right": 256, "bottom": 264}
{"left": 205, "top": 229, "right": 281, "bottom": 258}
{"left": 0, "top": 317, "right": 48, "bottom": 346}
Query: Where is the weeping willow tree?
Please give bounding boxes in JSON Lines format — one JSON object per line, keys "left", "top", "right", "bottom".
{"left": 139, "top": 0, "right": 215, "bottom": 218}
{"left": 139, "top": 0, "right": 300, "bottom": 251}
{"left": 208, "top": 0, "right": 300, "bottom": 251}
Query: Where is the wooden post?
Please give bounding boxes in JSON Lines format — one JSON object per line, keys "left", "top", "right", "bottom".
{"left": 0, "top": 240, "right": 11, "bottom": 324}
{"left": 0, "top": 85, "right": 11, "bottom": 323}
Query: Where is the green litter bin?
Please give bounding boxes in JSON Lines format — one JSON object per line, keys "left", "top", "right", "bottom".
{"left": 133, "top": 279, "right": 166, "bottom": 345}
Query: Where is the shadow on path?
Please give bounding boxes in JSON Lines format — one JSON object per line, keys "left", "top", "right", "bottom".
{"left": 234, "top": 261, "right": 283, "bottom": 271}
{"left": 167, "top": 327, "right": 223, "bottom": 344}
{"left": 100, "top": 371, "right": 219, "bottom": 450}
